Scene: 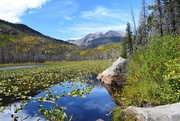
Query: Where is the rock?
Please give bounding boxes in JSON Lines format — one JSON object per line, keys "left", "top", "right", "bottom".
{"left": 0, "top": 28, "right": 18, "bottom": 34}
{"left": 124, "top": 103, "right": 180, "bottom": 121}
{"left": 124, "top": 106, "right": 136, "bottom": 116}
{"left": 97, "top": 57, "right": 128, "bottom": 84}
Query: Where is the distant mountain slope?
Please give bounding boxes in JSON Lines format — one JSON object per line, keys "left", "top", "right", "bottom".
{"left": 0, "top": 19, "right": 69, "bottom": 44}
{"left": 0, "top": 19, "right": 76, "bottom": 63}
{"left": 90, "top": 36, "right": 123, "bottom": 48}
{"left": 67, "top": 30, "right": 125, "bottom": 47}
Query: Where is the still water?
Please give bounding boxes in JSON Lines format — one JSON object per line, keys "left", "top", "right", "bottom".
{"left": 0, "top": 80, "right": 116, "bottom": 121}
{"left": 0, "top": 64, "right": 45, "bottom": 70}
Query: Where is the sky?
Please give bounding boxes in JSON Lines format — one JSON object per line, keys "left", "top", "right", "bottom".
{"left": 0, "top": 0, "right": 152, "bottom": 40}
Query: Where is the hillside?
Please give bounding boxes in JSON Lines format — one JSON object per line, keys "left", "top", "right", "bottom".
{"left": 79, "top": 43, "right": 121, "bottom": 60}
{"left": 0, "top": 19, "right": 76, "bottom": 63}
{"left": 0, "top": 19, "right": 69, "bottom": 44}
{"left": 0, "top": 19, "right": 124, "bottom": 63}
{"left": 89, "top": 36, "right": 123, "bottom": 48}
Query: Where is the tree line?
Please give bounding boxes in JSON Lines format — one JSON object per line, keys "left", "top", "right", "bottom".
{"left": 0, "top": 32, "right": 120, "bottom": 64}
{"left": 0, "top": 33, "right": 80, "bottom": 63}
{"left": 121, "top": 0, "right": 180, "bottom": 58}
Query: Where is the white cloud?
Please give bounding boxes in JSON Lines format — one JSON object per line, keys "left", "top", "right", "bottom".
{"left": 59, "top": 6, "right": 139, "bottom": 40}
{"left": 70, "top": 25, "right": 126, "bottom": 32}
{"left": 39, "top": 0, "right": 78, "bottom": 19}
{"left": 67, "top": 24, "right": 126, "bottom": 39}
{"left": 29, "top": 11, "right": 36, "bottom": 14}
{"left": 64, "top": 16, "right": 72, "bottom": 21}
{"left": 0, "top": 102, "right": 45, "bottom": 121}
{"left": 0, "top": 0, "right": 50, "bottom": 23}
{"left": 81, "top": 6, "right": 128, "bottom": 20}
{"left": 81, "top": 6, "right": 109, "bottom": 19}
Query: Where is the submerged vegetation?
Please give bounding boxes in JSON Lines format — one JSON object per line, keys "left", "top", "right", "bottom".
{"left": 0, "top": 60, "right": 111, "bottom": 106}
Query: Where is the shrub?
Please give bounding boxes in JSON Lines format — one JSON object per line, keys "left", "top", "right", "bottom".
{"left": 120, "top": 35, "right": 180, "bottom": 107}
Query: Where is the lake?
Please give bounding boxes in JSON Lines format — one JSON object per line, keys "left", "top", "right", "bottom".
{"left": 0, "top": 79, "right": 117, "bottom": 121}
{"left": 0, "top": 64, "right": 45, "bottom": 70}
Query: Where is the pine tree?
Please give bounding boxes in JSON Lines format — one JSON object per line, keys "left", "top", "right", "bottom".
{"left": 120, "top": 22, "right": 133, "bottom": 58}
{"left": 149, "top": 0, "right": 180, "bottom": 36}
{"left": 120, "top": 37, "right": 127, "bottom": 58}
{"left": 126, "top": 22, "right": 133, "bottom": 57}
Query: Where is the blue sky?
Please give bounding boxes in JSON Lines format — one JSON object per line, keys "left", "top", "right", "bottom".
{"left": 0, "top": 0, "right": 152, "bottom": 40}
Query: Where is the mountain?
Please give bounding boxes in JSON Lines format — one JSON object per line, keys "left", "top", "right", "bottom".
{"left": 0, "top": 19, "right": 75, "bottom": 63}
{"left": 0, "top": 19, "right": 69, "bottom": 44}
{"left": 67, "top": 30, "right": 125, "bottom": 47}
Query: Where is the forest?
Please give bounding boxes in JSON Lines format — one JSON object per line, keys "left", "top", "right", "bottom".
{"left": 112, "top": 0, "right": 180, "bottom": 119}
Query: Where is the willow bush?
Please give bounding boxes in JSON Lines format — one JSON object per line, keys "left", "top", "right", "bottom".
{"left": 120, "top": 35, "right": 180, "bottom": 107}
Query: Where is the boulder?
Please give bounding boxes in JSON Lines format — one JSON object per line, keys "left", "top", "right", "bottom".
{"left": 124, "top": 103, "right": 180, "bottom": 121}
{"left": 97, "top": 57, "right": 128, "bottom": 84}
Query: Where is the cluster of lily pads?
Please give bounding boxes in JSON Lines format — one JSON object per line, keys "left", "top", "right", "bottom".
{"left": 0, "top": 60, "right": 111, "bottom": 120}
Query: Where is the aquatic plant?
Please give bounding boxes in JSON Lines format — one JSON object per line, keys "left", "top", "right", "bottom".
{"left": 0, "top": 60, "right": 111, "bottom": 120}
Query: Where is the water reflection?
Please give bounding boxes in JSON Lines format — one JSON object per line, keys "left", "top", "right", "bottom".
{"left": 27, "top": 81, "right": 115, "bottom": 121}
{"left": 101, "top": 83, "right": 124, "bottom": 106}
{"left": 1, "top": 80, "right": 118, "bottom": 121}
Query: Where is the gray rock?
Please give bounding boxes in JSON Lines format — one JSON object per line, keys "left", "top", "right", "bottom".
{"left": 124, "top": 103, "right": 180, "bottom": 121}
{"left": 97, "top": 57, "right": 128, "bottom": 84}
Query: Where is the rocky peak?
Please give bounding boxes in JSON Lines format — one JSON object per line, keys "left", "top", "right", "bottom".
{"left": 84, "top": 32, "right": 104, "bottom": 42}
{"left": 104, "top": 30, "right": 125, "bottom": 37}
{"left": 67, "top": 30, "right": 125, "bottom": 46}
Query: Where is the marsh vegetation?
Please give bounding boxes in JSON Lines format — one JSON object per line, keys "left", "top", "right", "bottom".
{"left": 0, "top": 60, "right": 120, "bottom": 121}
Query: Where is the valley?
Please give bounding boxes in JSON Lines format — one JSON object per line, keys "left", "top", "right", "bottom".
{"left": 0, "top": 0, "right": 180, "bottom": 120}
{"left": 0, "top": 19, "right": 123, "bottom": 64}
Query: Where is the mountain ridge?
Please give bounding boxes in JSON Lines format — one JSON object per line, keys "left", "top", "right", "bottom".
{"left": 67, "top": 30, "right": 125, "bottom": 47}
{"left": 0, "top": 19, "right": 76, "bottom": 63}
{"left": 0, "top": 19, "right": 69, "bottom": 44}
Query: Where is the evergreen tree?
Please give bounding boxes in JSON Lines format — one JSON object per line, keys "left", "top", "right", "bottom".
{"left": 120, "top": 37, "right": 127, "bottom": 58}
{"left": 120, "top": 22, "right": 133, "bottom": 58}
{"left": 148, "top": 0, "right": 180, "bottom": 36}
{"left": 126, "top": 22, "right": 133, "bottom": 57}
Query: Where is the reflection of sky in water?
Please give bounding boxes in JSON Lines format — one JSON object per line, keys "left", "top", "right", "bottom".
{"left": 0, "top": 81, "right": 116, "bottom": 121}
{"left": 0, "top": 102, "right": 46, "bottom": 121}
